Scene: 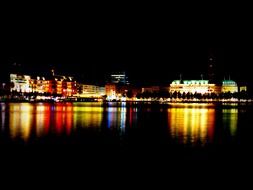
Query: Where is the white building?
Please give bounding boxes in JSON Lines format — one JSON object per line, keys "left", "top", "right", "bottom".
{"left": 221, "top": 80, "right": 238, "bottom": 93}
{"left": 79, "top": 84, "right": 105, "bottom": 97}
{"left": 110, "top": 72, "right": 128, "bottom": 84}
{"left": 10, "top": 74, "right": 32, "bottom": 93}
{"left": 170, "top": 80, "right": 217, "bottom": 94}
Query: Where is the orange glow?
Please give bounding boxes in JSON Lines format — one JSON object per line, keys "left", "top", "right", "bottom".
{"left": 36, "top": 104, "right": 51, "bottom": 137}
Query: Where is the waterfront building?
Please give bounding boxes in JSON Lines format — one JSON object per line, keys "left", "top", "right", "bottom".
{"left": 221, "top": 80, "right": 238, "bottom": 93}
{"left": 105, "top": 83, "right": 117, "bottom": 100}
{"left": 78, "top": 84, "right": 105, "bottom": 98}
{"left": 169, "top": 79, "right": 240, "bottom": 95}
{"left": 49, "top": 75, "right": 77, "bottom": 96}
{"left": 169, "top": 80, "right": 217, "bottom": 94}
{"left": 105, "top": 72, "right": 130, "bottom": 100}
{"left": 30, "top": 76, "right": 48, "bottom": 94}
{"left": 10, "top": 72, "right": 77, "bottom": 97}
{"left": 10, "top": 74, "right": 32, "bottom": 93}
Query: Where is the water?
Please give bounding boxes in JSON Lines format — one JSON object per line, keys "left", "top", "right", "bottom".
{"left": 0, "top": 102, "right": 253, "bottom": 162}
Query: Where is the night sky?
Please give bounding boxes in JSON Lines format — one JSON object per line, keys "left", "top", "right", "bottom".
{"left": 2, "top": 3, "right": 253, "bottom": 85}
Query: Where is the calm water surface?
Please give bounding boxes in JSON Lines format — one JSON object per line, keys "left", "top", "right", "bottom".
{"left": 0, "top": 102, "right": 253, "bottom": 161}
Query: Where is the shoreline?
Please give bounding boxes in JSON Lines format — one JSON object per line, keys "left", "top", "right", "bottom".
{"left": 1, "top": 99, "right": 253, "bottom": 104}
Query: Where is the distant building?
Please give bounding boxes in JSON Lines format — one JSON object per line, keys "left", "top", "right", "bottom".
{"left": 48, "top": 75, "right": 77, "bottom": 96}
{"left": 105, "top": 72, "right": 130, "bottom": 100}
{"left": 30, "top": 76, "right": 48, "bottom": 94}
{"left": 169, "top": 79, "right": 240, "bottom": 95}
{"left": 169, "top": 80, "right": 219, "bottom": 94}
{"left": 221, "top": 80, "right": 238, "bottom": 93}
{"left": 239, "top": 86, "right": 247, "bottom": 92}
{"left": 105, "top": 83, "right": 117, "bottom": 100}
{"left": 109, "top": 72, "right": 129, "bottom": 84}
{"left": 10, "top": 74, "right": 32, "bottom": 93}
{"left": 78, "top": 84, "right": 105, "bottom": 98}
{"left": 142, "top": 86, "right": 160, "bottom": 93}
{"left": 10, "top": 72, "right": 77, "bottom": 97}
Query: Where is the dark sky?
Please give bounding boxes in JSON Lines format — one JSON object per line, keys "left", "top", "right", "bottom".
{"left": 2, "top": 3, "right": 253, "bottom": 85}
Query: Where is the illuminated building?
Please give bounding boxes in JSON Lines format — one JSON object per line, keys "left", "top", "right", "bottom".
{"left": 105, "top": 83, "right": 133, "bottom": 100}
{"left": 221, "top": 80, "right": 238, "bottom": 93}
{"left": 50, "top": 76, "right": 77, "bottom": 96}
{"left": 239, "top": 86, "right": 247, "bottom": 92}
{"left": 30, "top": 76, "right": 48, "bottom": 94}
{"left": 109, "top": 72, "right": 129, "bottom": 84}
{"left": 169, "top": 78, "right": 240, "bottom": 94}
{"left": 170, "top": 80, "right": 218, "bottom": 94}
{"left": 78, "top": 84, "right": 105, "bottom": 98}
{"left": 56, "top": 79, "right": 63, "bottom": 95}
{"left": 45, "top": 70, "right": 77, "bottom": 96}
{"left": 10, "top": 71, "right": 77, "bottom": 97}
{"left": 105, "top": 83, "right": 117, "bottom": 100}
{"left": 98, "top": 86, "right": 105, "bottom": 96}
{"left": 105, "top": 72, "right": 131, "bottom": 100}
{"left": 10, "top": 74, "right": 32, "bottom": 93}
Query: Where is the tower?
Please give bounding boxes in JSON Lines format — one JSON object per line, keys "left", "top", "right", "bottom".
{"left": 208, "top": 51, "right": 216, "bottom": 84}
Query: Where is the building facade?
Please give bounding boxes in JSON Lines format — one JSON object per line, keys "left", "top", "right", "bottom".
{"left": 10, "top": 73, "right": 77, "bottom": 97}
{"left": 105, "top": 83, "right": 117, "bottom": 100}
{"left": 221, "top": 80, "right": 238, "bottom": 93}
{"left": 78, "top": 84, "right": 105, "bottom": 98}
{"left": 170, "top": 80, "right": 218, "bottom": 94}
{"left": 169, "top": 79, "right": 239, "bottom": 94}
{"left": 30, "top": 76, "right": 48, "bottom": 94}
{"left": 109, "top": 72, "right": 129, "bottom": 84}
{"left": 46, "top": 76, "right": 77, "bottom": 96}
{"left": 10, "top": 74, "right": 32, "bottom": 93}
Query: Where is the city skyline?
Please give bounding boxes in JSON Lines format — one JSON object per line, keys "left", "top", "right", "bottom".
{"left": 1, "top": 48, "right": 251, "bottom": 85}
{"left": 2, "top": 2, "right": 253, "bottom": 171}
{"left": 2, "top": 4, "right": 253, "bottom": 85}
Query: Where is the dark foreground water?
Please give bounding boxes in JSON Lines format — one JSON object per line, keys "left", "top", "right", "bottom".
{"left": 0, "top": 102, "right": 253, "bottom": 166}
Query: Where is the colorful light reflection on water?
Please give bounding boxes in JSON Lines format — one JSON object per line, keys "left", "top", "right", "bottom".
{"left": 0, "top": 102, "right": 241, "bottom": 146}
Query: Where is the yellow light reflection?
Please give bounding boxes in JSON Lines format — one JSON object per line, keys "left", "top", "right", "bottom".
{"left": 168, "top": 104, "right": 215, "bottom": 145}
{"left": 222, "top": 108, "right": 238, "bottom": 136}
{"left": 73, "top": 105, "right": 103, "bottom": 128}
{"left": 9, "top": 103, "right": 33, "bottom": 141}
